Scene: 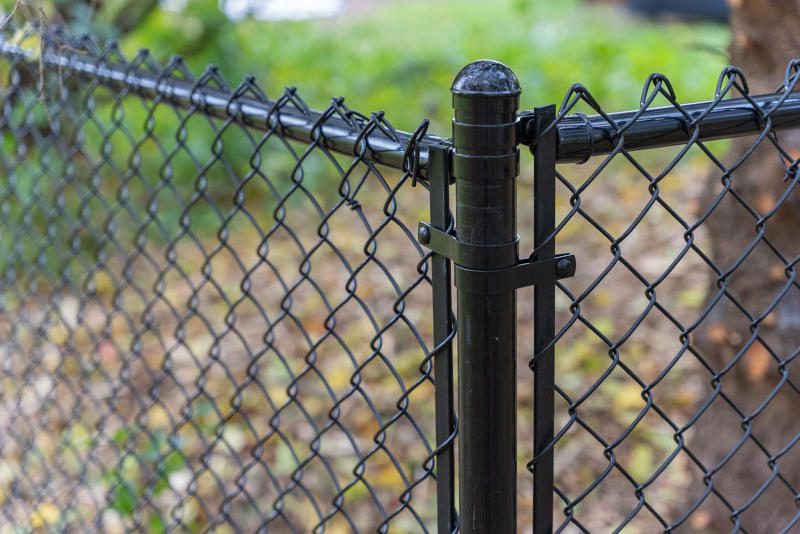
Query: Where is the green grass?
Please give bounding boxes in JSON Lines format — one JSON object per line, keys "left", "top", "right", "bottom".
{"left": 121, "top": 0, "right": 731, "bottom": 134}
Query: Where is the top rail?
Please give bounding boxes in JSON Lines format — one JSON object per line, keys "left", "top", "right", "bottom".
{"left": 0, "top": 39, "right": 447, "bottom": 175}
{"left": 5, "top": 32, "right": 799, "bottom": 170}
{"left": 552, "top": 92, "right": 800, "bottom": 163}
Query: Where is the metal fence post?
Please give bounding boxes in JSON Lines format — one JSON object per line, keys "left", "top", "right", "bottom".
{"left": 426, "top": 143, "right": 458, "bottom": 534}
{"left": 531, "top": 104, "right": 558, "bottom": 534}
{"left": 451, "top": 60, "right": 521, "bottom": 533}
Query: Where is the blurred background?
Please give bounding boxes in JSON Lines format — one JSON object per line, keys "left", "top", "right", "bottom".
{"left": 2, "top": 0, "right": 731, "bottom": 130}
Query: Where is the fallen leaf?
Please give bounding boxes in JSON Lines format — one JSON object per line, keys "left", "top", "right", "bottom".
{"left": 30, "top": 502, "right": 60, "bottom": 528}
{"left": 769, "top": 264, "right": 786, "bottom": 281}
{"left": 708, "top": 323, "right": 729, "bottom": 344}
{"left": 690, "top": 509, "right": 712, "bottom": 530}
{"left": 743, "top": 343, "right": 772, "bottom": 382}
{"left": 755, "top": 193, "right": 775, "bottom": 215}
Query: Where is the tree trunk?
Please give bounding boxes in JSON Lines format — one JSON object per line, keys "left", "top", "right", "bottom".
{"left": 689, "top": 1, "right": 800, "bottom": 532}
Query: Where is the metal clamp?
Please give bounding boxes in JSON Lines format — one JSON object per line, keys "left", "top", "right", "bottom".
{"left": 417, "top": 222, "right": 575, "bottom": 293}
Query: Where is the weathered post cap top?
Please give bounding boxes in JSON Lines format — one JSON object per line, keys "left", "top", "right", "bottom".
{"left": 451, "top": 60, "right": 521, "bottom": 96}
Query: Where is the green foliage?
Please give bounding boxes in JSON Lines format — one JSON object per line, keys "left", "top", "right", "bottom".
{"left": 106, "top": 427, "right": 186, "bottom": 525}
{"left": 1, "top": 0, "right": 731, "bottom": 132}
{"left": 119, "top": 0, "right": 729, "bottom": 132}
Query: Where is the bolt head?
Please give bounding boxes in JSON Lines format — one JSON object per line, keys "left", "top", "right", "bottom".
{"left": 418, "top": 225, "right": 431, "bottom": 245}
{"left": 555, "top": 257, "right": 573, "bottom": 277}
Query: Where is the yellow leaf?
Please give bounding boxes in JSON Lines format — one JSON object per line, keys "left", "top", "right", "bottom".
{"left": 30, "top": 502, "right": 60, "bottom": 528}
{"left": 373, "top": 464, "right": 405, "bottom": 490}
{"left": 628, "top": 444, "right": 654, "bottom": 482}
{"left": 147, "top": 404, "right": 171, "bottom": 429}
{"left": 93, "top": 271, "right": 115, "bottom": 296}
{"left": 48, "top": 325, "right": 70, "bottom": 345}
{"left": 269, "top": 386, "right": 288, "bottom": 407}
{"left": 9, "top": 25, "right": 41, "bottom": 61}
{"left": 68, "top": 422, "right": 90, "bottom": 449}
{"left": 613, "top": 383, "right": 644, "bottom": 412}
{"left": 0, "top": 60, "right": 9, "bottom": 91}
{"left": 326, "top": 367, "right": 352, "bottom": 391}
{"left": 677, "top": 287, "right": 705, "bottom": 308}
{"left": 591, "top": 288, "right": 614, "bottom": 308}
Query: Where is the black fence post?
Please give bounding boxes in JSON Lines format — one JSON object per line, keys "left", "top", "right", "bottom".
{"left": 451, "top": 60, "right": 521, "bottom": 533}
{"left": 426, "top": 143, "right": 458, "bottom": 534}
{"left": 531, "top": 105, "right": 558, "bottom": 534}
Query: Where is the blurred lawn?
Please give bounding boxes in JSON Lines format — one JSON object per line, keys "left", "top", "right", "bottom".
{"left": 121, "top": 0, "right": 730, "bottom": 133}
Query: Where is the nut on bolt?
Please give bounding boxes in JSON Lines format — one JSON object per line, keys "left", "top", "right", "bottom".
{"left": 418, "top": 224, "right": 431, "bottom": 245}
{"left": 555, "top": 256, "right": 574, "bottom": 277}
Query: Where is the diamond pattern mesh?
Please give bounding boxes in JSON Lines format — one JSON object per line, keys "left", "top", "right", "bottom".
{"left": 528, "top": 68, "right": 800, "bottom": 532}
{"left": 0, "top": 24, "right": 450, "bottom": 533}
{"left": 4, "top": 16, "right": 800, "bottom": 534}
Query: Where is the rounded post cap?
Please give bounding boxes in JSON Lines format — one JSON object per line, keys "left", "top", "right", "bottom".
{"left": 451, "top": 60, "right": 521, "bottom": 96}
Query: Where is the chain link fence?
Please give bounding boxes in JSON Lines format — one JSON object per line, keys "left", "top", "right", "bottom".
{"left": 0, "top": 22, "right": 454, "bottom": 533}
{"left": 529, "top": 66, "right": 800, "bottom": 532}
{"left": 1, "top": 16, "right": 800, "bottom": 534}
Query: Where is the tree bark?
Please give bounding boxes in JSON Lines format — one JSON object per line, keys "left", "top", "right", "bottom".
{"left": 688, "top": 1, "right": 800, "bottom": 532}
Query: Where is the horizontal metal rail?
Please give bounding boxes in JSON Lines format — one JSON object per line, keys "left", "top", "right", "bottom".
{"left": 0, "top": 40, "right": 447, "bottom": 174}
{"left": 554, "top": 92, "right": 800, "bottom": 163}
{"left": 6, "top": 36, "right": 799, "bottom": 171}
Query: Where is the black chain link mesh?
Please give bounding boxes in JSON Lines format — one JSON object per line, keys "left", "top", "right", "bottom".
{"left": 0, "top": 22, "right": 454, "bottom": 533}
{"left": 529, "top": 64, "right": 800, "bottom": 532}
{"left": 5, "top": 14, "right": 800, "bottom": 534}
